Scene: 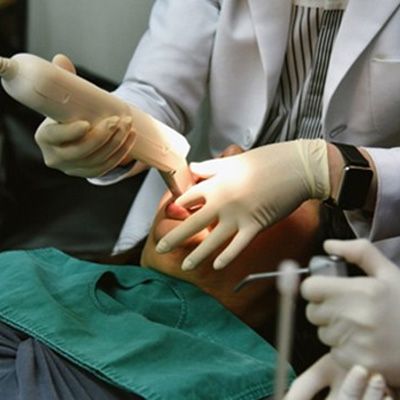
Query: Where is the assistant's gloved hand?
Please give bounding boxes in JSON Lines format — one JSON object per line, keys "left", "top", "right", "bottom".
{"left": 156, "top": 139, "right": 330, "bottom": 271}
{"left": 336, "top": 366, "right": 392, "bottom": 400}
{"left": 34, "top": 54, "right": 137, "bottom": 178}
{"left": 285, "top": 354, "right": 391, "bottom": 400}
{"left": 302, "top": 239, "right": 400, "bottom": 387}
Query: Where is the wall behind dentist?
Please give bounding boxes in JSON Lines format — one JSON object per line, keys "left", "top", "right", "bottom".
{"left": 26, "top": 0, "right": 212, "bottom": 160}
{"left": 27, "top": 0, "right": 154, "bottom": 83}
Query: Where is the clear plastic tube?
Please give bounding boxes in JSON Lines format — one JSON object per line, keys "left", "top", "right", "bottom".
{"left": 274, "top": 260, "right": 300, "bottom": 400}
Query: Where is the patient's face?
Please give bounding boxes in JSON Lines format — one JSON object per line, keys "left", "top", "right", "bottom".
{"left": 141, "top": 190, "right": 321, "bottom": 329}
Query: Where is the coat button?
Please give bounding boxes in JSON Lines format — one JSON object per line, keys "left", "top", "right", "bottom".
{"left": 244, "top": 128, "right": 253, "bottom": 146}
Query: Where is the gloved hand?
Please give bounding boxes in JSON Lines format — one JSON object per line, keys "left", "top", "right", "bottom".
{"left": 302, "top": 239, "right": 400, "bottom": 387}
{"left": 34, "top": 54, "right": 138, "bottom": 178}
{"left": 336, "top": 366, "right": 392, "bottom": 400}
{"left": 156, "top": 139, "right": 330, "bottom": 270}
{"left": 285, "top": 354, "right": 391, "bottom": 400}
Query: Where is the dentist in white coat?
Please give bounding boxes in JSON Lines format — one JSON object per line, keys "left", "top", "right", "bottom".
{"left": 34, "top": 0, "right": 400, "bottom": 268}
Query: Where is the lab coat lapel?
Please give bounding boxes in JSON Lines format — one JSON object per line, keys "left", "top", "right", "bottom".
{"left": 323, "top": 0, "right": 400, "bottom": 118}
{"left": 247, "top": 0, "right": 292, "bottom": 108}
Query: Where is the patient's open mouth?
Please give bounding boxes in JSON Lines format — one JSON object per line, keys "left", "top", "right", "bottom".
{"left": 165, "top": 201, "right": 191, "bottom": 220}
{"left": 165, "top": 200, "right": 203, "bottom": 220}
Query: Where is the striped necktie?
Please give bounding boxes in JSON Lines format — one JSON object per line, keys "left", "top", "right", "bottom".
{"left": 254, "top": 7, "right": 344, "bottom": 147}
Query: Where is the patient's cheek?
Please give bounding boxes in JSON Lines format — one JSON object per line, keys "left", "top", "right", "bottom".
{"left": 154, "top": 219, "right": 183, "bottom": 242}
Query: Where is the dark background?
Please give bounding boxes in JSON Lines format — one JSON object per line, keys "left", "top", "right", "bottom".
{"left": 0, "top": 0, "right": 146, "bottom": 259}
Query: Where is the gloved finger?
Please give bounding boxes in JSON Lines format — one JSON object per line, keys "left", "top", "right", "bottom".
{"left": 323, "top": 239, "right": 398, "bottom": 278}
{"left": 284, "top": 354, "right": 333, "bottom": 400}
{"left": 78, "top": 126, "right": 135, "bottom": 167}
{"left": 90, "top": 128, "right": 137, "bottom": 173}
{"left": 174, "top": 177, "right": 219, "bottom": 209}
{"left": 35, "top": 119, "right": 91, "bottom": 145}
{"left": 63, "top": 133, "right": 136, "bottom": 177}
{"left": 318, "top": 322, "right": 350, "bottom": 347}
{"left": 301, "top": 275, "right": 356, "bottom": 302}
{"left": 362, "top": 374, "right": 386, "bottom": 400}
{"left": 330, "top": 343, "right": 364, "bottom": 371}
{"left": 79, "top": 116, "right": 131, "bottom": 156}
{"left": 336, "top": 365, "right": 368, "bottom": 399}
{"left": 188, "top": 158, "right": 228, "bottom": 179}
{"left": 213, "top": 225, "right": 260, "bottom": 270}
{"left": 156, "top": 206, "right": 217, "bottom": 254}
{"left": 181, "top": 222, "right": 237, "bottom": 271}
{"left": 52, "top": 54, "right": 77, "bottom": 74}
{"left": 56, "top": 121, "right": 128, "bottom": 166}
{"left": 305, "top": 302, "right": 332, "bottom": 326}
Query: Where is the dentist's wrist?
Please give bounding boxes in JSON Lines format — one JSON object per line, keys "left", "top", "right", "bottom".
{"left": 327, "top": 142, "right": 377, "bottom": 212}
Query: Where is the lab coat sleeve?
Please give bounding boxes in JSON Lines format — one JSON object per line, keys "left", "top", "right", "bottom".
{"left": 90, "top": 0, "right": 219, "bottom": 185}
{"left": 347, "top": 147, "right": 400, "bottom": 241}
{"left": 113, "top": 0, "right": 220, "bottom": 135}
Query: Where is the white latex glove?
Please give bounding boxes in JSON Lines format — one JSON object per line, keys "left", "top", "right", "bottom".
{"left": 302, "top": 239, "right": 400, "bottom": 387}
{"left": 156, "top": 139, "right": 330, "bottom": 270}
{"left": 285, "top": 354, "right": 391, "bottom": 400}
{"left": 336, "top": 367, "right": 392, "bottom": 400}
{"left": 34, "top": 54, "right": 138, "bottom": 178}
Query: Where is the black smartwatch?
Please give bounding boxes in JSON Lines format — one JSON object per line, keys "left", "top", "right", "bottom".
{"left": 328, "top": 142, "right": 373, "bottom": 210}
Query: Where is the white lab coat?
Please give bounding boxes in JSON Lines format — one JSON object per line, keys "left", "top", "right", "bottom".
{"left": 108, "top": 0, "right": 400, "bottom": 261}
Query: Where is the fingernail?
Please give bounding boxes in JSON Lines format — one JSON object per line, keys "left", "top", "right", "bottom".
{"left": 79, "top": 121, "right": 91, "bottom": 131}
{"left": 156, "top": 240, "right": 171, "bottom": 254}
{"left": 214, "top": 259, "right": 226, "bottom": 270}
{"left": 122, "top": 116, "right": 133, "bottom": 126}
{"left": 182, "top": 259, "right": 194, "bottom": 271}
{"left": 369, "top": 374, "right": 384, "bottom": 388}
{"left": 107, "top": 116, "right": 119, "bottom": 131}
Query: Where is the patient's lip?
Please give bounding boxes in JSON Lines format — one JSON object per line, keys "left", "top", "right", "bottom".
{"left": 165, "top": 201, "right": 191, "bottom": 220}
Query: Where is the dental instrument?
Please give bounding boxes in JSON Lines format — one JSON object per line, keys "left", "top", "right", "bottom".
{"left": 274, "top": 260, "right": 299, "bottom": 400}
{"left": 0, "top": 53, "right": 193, "bottom": 196}
{"left": 235, "top": 256, "right": 346, "bottom": 398}
{"left": 234, "top": 255, "right": 347, "bottom": 292}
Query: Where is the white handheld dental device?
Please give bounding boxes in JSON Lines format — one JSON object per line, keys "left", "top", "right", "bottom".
{"left": 234, "top": 255, "right": 347, "bottom": 292}
{"left": 0, "top": 53, "right": 193, "bottom": 196}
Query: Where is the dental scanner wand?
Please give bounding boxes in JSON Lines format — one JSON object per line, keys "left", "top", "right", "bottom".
{"left": 0, "top": 54, "right": 193, "bottom": 196}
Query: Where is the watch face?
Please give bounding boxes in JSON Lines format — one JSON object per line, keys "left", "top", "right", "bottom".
{"left": 337, "top": 166, "right": 373, "bottom": 210}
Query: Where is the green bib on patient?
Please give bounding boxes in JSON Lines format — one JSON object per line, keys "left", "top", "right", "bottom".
{"left": 0, "top": 248, "right": 293, "bottom": 400}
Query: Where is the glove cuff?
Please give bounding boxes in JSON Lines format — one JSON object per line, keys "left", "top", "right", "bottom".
{"left": 296, "top": 139, "right": 331, "bottom": 200}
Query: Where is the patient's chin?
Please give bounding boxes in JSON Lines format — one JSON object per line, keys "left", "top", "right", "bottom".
{"left": 154, "top": 218, "right": 209, "bottom": 247}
